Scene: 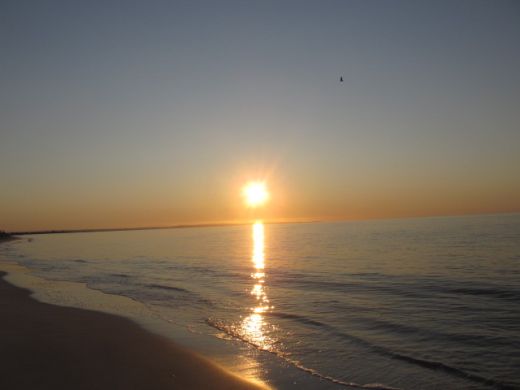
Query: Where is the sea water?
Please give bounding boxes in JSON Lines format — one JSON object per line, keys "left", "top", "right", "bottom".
{"left": 1, "top": 214, "right": 519, "bottom": 389}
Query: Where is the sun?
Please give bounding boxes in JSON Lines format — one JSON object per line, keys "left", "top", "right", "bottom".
{"left": 243, "top": 181, "right": 269, "bottom": 207}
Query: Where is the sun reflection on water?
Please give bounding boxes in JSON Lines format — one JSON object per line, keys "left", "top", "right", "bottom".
{"left": 241, "top": 221, "right": 275, "bottom": 350}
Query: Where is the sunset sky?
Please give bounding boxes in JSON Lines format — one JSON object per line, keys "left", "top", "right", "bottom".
{"left": 1, "top": 0, "right": 519, "bottom": 231}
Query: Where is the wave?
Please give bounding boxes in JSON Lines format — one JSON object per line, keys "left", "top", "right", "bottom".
{"left": 270, "top": 275, "right": 520, "bottom": 302}
{"left": 447, "top": 287, "right": 520, "bottom": 301}
{"left": 383, "top": 353, "right": 516, "bottom": 390}
{"left": 267, "top": 311, "right": 328, "bottom": 327}
{"left": 207, "top": 313, "right": 517, "bottom": 390}
{"left": 346, "top": 316, "right": 516, "bottom": 350}
{"left": 206, "top": 317, "right": 400, "bottom": 390}
{"left": 145, "top": 283, "right": 190, "bottom": 293}
{"left": 140, "top": 283, "right": 214, "bottom": 307}
{"left": 283, "top": 314, "right": 516, "bottom": 389}
{"left": 110, "top": 273, "right": 130, "bottom": 278}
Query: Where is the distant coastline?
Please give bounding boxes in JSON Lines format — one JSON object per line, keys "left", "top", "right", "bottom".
{"left": 8, "top": 222, "right": 248, "bottom": 236}
{"left": 8, "top": 220, "right": 318, "bottom": 236}
{"left": 0, "top": 231, "right": 17, "bottom": 242}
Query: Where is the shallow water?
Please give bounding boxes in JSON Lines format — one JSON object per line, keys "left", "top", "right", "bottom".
{"left": 2, "top": 214, "right": 519, "bottom": 389}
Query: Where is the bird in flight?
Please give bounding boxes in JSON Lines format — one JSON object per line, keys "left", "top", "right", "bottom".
{"left": 340, "top": 76, "right": 343, "bottom": 82}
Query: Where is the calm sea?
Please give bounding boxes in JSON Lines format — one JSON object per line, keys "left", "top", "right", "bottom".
{"left": 1, "top": 214, "right": 519, "bottom": 389}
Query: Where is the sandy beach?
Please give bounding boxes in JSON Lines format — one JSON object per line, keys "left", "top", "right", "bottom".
{"left": 0, "top": 269, "right": 267, "bottom": 390}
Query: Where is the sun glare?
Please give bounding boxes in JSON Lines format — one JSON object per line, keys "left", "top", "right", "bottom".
{"left": 243, "top": 181, "right": 269, "bottom": 208}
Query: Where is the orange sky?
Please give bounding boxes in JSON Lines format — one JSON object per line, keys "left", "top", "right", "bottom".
{"left": 2, "top": 163, "right": 519, "bottom": 232}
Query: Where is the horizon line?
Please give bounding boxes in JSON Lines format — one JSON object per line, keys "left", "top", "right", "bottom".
{"left": 6, "top": 210, "right": 519, "bottom": 236}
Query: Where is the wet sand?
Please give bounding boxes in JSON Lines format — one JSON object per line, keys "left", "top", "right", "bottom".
{"left": 0, "top": 271, "right": 267, "bottom": 390}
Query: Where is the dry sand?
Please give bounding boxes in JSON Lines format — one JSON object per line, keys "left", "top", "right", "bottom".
{"left": 0, "top": 271, "right": 268, "bottom": 390}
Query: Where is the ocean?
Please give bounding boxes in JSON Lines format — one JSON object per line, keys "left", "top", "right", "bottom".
{"left": 1, "top": 214, "right": 519, "bottom": 389}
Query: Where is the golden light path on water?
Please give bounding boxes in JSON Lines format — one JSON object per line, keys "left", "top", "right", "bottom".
{"left": 241, "top": 221, "right": 275, "bottom": 351}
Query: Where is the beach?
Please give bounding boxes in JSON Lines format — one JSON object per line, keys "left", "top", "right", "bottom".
{"left": 2, "top": 1, "right": 519, "bottom": 388}
{"left": 1, "top": 215, "right": 519, "bottom": 389}
{"left": 0, "top": 269, "right": 266, "bottom": 390}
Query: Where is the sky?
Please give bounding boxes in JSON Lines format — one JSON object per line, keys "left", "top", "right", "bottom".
{"left": 1, "top": 0, "right": 519, "bottom": 231}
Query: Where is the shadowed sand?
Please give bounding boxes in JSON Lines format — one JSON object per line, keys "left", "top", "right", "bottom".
{"left": 0, "top": 271, "right": 268, "bottom": 390}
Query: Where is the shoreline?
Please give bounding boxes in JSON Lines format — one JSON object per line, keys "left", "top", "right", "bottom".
{"left": 0, "top": 238, "right": 341, "bottom": 390}
{"left": 0, "top": 269, "right": 268, "bottom": 390}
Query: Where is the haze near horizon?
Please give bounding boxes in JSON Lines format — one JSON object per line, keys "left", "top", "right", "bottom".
{"left": 1, "top": 0, "right": 519, "bottom": 231}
